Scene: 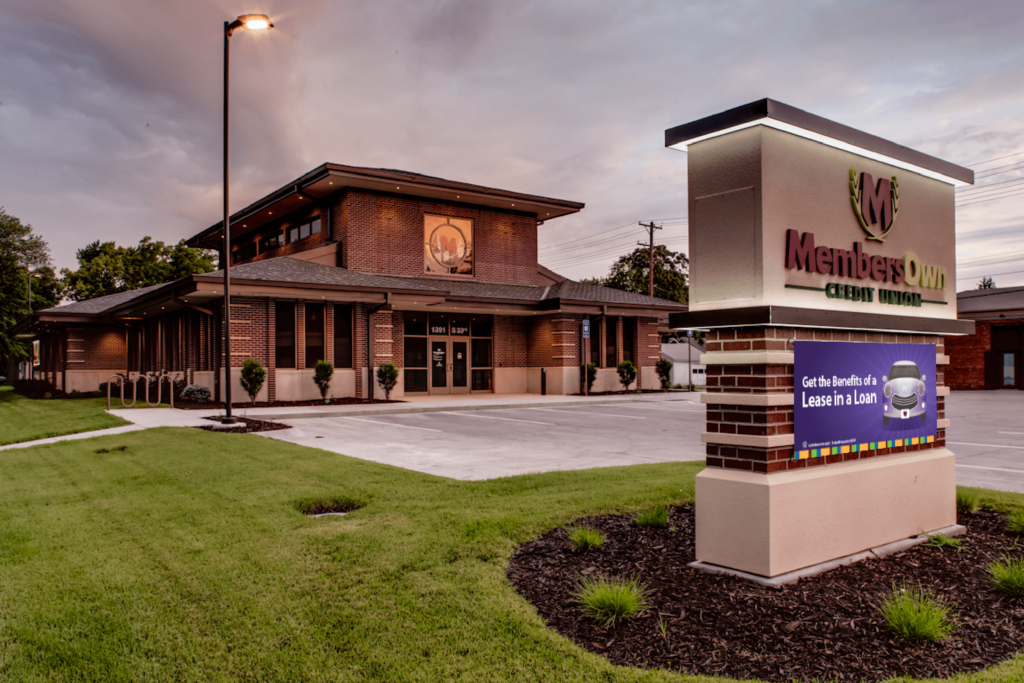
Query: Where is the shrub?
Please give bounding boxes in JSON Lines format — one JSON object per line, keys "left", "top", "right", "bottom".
{"left": 616, "top": 360, "right": 637, "bottom": 391}
{"left": 655, "top": 358, "right": 673, "bottom": 389}
{"left": 925, "top": 533, "right": 963, "bottom": 551}
{"left": 956, "top": 490, "right": 981, "bottom": 515}
{"left": 574, "top": 575, "right": 650, "bottom": 627}
{"left": 181, "top": 384, "right": 212, "bottom": 403}
{"left": 580, "top": 362, "right": 597, "bottom": 392}
{"left": 239, "top": 358, "right": 266, "bottom": 405}
{"left": 69, "top": 390, "right": 83, "bottom": 398}
{"left": 313, "top": 360, "right": 334, "bottom": 403}
{"left": 376, "top": 362, "right": 399, "bottom": 401}
{"left": 636, "top": 505, "right": 670, "bottom": 529}
{"left": 989, "top": 557, "right": 1024, "bottom": 597}
{"left": 1006, "top": 509, "right": 1024, "bottom": 536}
{"left": 566, "top": 524, "right": 605, "bottom": 551}
{"left": 878, "top": 584, "right": 956, "bottom": 643}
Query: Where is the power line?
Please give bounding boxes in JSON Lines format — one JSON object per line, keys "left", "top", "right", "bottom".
{"left": 957, "top": 187, "right": 1024, "bottom": 208}
{"left": 975, "top": 160, "right": 1024, "bottom": 179}
{"left": 956, "top": 175, "right": 1024, "bottom": 195}
{"left": 967, "top": 150, "right": 1024, "bottom": 167}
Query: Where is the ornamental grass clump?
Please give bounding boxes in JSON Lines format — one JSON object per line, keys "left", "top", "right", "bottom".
{"left": 956, "top": 490, "right": 981, "bottom": 515}
{"left": 926, "top": 533, "right": 964, "bottom": 551}
{"left": 1006, "top": 509, "right": 1024, "bottom": 536}
{"left": 636, "top": 505, "right": 670, "bottom": 529}
{"left": 878, "top": 584, "right": 956, "bottom": 643}
{"left": 989, "top": 556, "right": 1024, "bottom": 598}
{"left": 566, "top": 524, "right": 604, "bottom": 552}
{"left": 574, "top": 575, "right": 650, "bottom": 627}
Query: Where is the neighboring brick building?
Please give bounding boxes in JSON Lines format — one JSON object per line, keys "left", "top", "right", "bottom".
{"left": 946, "top": 287, "right": 1024, "bottom": 390}
{"left": 17, "top": 164, "right": 684, "bottom": 402}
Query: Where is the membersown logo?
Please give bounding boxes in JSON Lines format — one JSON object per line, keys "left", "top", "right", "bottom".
{"left": 849, "top": 165, "right": 898, "bottom": 242}
{"left": 428, "top": 222, "right": 469, "bottom": 268}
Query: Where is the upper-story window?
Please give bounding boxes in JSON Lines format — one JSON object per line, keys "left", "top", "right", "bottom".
{"left": 233, "top": 242, "right": 257, "bottom": 264}
{"left": 424, "top": 215, "right": 473, "bottom": 276}
{"left": 287, "top": 218, "right": 321, "bottom": 244}
{"left": 259, "top": 231, "right": 284, "bottom": 253}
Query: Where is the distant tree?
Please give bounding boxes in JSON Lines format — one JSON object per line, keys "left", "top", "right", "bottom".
{"left": 61, "top": 236, "right": 216, "bottom": 301}
{"left": 0, "top": 208, "right": 53, "bottom": 368}
{"left": 596, "top": 246, "right": 689, "bottom": 304}
{"left": 978, "top": 277, "right": 996, "bottom": 290}
{"left": 579, "top": 276, "right": 606, "bottom": 287}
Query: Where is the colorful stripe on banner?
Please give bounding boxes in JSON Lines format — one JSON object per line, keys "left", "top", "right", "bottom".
{"left": 793, "top": 433, "right": 937, "bottom": 460}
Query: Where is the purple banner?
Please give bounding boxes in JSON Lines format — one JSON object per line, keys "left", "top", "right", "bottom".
{"left": 794, "top": 341, "right": 937, "bottom": 460}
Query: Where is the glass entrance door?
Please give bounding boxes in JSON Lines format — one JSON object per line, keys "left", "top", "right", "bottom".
{"left": 430, "top": 339, "right": 449, "bottom": 394}
{"left": 452, "top": 340, "right": 469, "bottom": 394}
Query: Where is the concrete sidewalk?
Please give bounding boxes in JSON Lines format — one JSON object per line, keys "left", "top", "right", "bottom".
{"left": 0, "top": 425, "right": 148, "bottom": 451}
{"left": 108, "top": 392, "right": 698, "bottom": 426}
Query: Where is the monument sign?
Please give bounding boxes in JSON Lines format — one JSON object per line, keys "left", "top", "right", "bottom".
{"left": 666, "top": 99, "right": 974, "bottom": 581}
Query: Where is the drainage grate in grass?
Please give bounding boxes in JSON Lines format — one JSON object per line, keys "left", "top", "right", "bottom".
{"left": 294, "top": 496, "right": 365, "bottom": 518}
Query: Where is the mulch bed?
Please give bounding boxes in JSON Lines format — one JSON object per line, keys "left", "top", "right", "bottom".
{"left": 177, "top": 397, "right": 402, "bottom": 410}
{"left": 508, "top": 506, "right": 1024, "bottom": 682}
{"left": 576, "top": 390, "right": 668, "bottom": 396}
{"left": 196, "top": 417, "right": 292, "bottom": 434}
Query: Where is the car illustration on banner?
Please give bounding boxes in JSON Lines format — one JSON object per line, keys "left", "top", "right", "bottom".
{"left": 882, "top": 361, "right": 927, "bottom": 426}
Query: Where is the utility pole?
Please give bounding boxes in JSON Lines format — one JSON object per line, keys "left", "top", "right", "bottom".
{"left": 638, "top": 220, "right": 662, "bottom": 298}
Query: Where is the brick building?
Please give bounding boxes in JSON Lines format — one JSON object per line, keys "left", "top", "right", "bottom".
{"left": 17, "top": 164, "right": 684, "bottom": 401}
{"left": 946, "top": 286, "right": 1024, "bottom": 390}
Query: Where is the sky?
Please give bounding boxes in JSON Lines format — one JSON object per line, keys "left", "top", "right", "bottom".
{"left": 2, "top": 0, "right": 1023, "bottom": 291}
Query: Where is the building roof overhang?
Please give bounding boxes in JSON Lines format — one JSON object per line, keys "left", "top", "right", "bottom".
{"left": 665, "top": 99, "right": 974, "bottom": 187}
{"left": 187, "top": 163, "right": 586, "bottom": 250}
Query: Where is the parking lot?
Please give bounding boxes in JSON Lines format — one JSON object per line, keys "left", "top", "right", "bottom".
{"left": 264, "top": 391, "right": 1024, "bottom": 489}
{"left": 266, "top": 395, "right": 706, "bottom": 479}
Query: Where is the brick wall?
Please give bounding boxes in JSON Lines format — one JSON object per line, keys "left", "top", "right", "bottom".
{"left": 67, "top": 326, "right": 126, "bottom": 370}
{"left": 704, "top": 326, "right": 947, "bottom": 474}
{"left": 528, "top": 315, "right": 582, "bottom": 367}
{"left": 495, "top": 315, "right": 528, "bottom": 369}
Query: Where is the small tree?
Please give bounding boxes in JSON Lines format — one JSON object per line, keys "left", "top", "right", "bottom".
{"left": 376, "top": 362, "right": 399, "bottom": 401}
{"left": 616, "top": 360, "right": 637, "bottom": 392}
{"left": 581, "top": 362, "right": 597, "bottom": 393}
{"left": 239, "top": 358, "right": 266, "bottom": 407}
{"left": 655, "top": 358, "right": 673, "bottom": 390}
{"left": 313, "top": 360, "right": 334, "bottom": 404}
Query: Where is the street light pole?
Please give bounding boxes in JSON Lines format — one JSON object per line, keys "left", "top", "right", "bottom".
{"left": 221, "top": 14, "right": 273, "bottom": 426}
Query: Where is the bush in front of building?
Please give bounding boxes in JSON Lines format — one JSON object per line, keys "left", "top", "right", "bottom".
{"left": 314, "top": 360, "right": 334, "bottom": 404}
{"left": 376, "top": 362, "right": 399, "bottom": 401}
{"left": 240, "top": 358, "right": 266, "bottom": 406}
{"left": 580, "top": 362, "right": 597, "bottom": 392}
{"left": 181, "top": 384, "right": 212, "bottom": 404}
{"left": 616, "top": 360, "right": 637, "bottom": 392}
{"left": 655, "top": 358, "right": 673, "bottom": 389}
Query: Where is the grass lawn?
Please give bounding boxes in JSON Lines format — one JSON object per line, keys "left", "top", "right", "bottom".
{"left": 0, "top": 386, "right": 129, "bottom": 445}
{"left": 0, "top": 429, "right": 1021, "bottom": 682}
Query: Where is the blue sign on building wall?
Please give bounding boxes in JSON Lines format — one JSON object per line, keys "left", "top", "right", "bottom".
{"left": 793, "top": 341, "right": 937, "bottom": 460}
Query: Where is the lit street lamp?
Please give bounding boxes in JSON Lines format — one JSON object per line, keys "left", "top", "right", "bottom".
{"left": 221, "top": 13, "right": 273, "bottom": 425}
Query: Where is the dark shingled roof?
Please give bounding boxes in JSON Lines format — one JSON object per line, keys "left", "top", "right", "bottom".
{"left": 37, "top": 256, "right": 684, "bottom": 319}
{"left": 197, "top": 257, "right": 443, "bottom": 292}
{"left": 37, "top": 282, "right": 168, "bottom": 316}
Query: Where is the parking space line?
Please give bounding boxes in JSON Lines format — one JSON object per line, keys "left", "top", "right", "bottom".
{"left": 949, "top": 441, "right": 1024, "bottom": 451}
{"left": 339, "top": 416, "right": 442, "bottom": 432}
{"left": 999, "top": 432, "right": 1024, "bottom": 435}
{"left": 958, "top": 464, "right": 1024, "bottom": 475}
{"left": 609, "top": 404, "right": 705, "bottom": 413}
{"left": 438, "top": 412, "right": 553, "bottom": 426}
{"left": 528, "top": 408, "right": 644, "bottom": 419}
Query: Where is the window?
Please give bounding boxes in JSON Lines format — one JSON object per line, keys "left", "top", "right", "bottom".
{"left": 589, "top": 317, "right": 601, "bottom": 367}
{"left": 470, "top": 315, "right": 492, "bottom": 338}
{"left": 404, "top": 312, "right": 427, "bottom": 336}
{"left": 305, "top": 303, "right": 325, "bottom": 368}
{"left": 471, "top": 315, "right": 493, "bottom": 391}
{"left": 450, "top": 313, "right": 470, "bottom": 336}
{"left": 429, "top": 313, "right": 449, "bottom": 336}
{"left": 424, "top": 214, "right": 473, "bottom": 276}
{"left": 32, "top": 340, "right": 40, "bottom": 367}
{"left": 606, "top": 317, "right": 618, "bottom": 368}
{"left": 333, "top": 304, "right": 352, "bottom": 368}
{"left": 622, "top": 318, "right": 635, "bottom": 364}
{"left": 233, "top": 242, "right": 257, "bottom": 264}
{"left": 275, "top": 302, "right": 295, "bottom": 369}
{"left": 404, "top": 316, "right": 428, "bottom": 393}
{"left": 259, "top": 231, "right": 284, "bottom": 253}
{"left": 287, "top": 218, "right": 323, "bottom": 244}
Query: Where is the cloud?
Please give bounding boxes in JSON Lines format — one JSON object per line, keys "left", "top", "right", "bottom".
{"left": 1, "top": 0, "right": 1023, "bottom": 290}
